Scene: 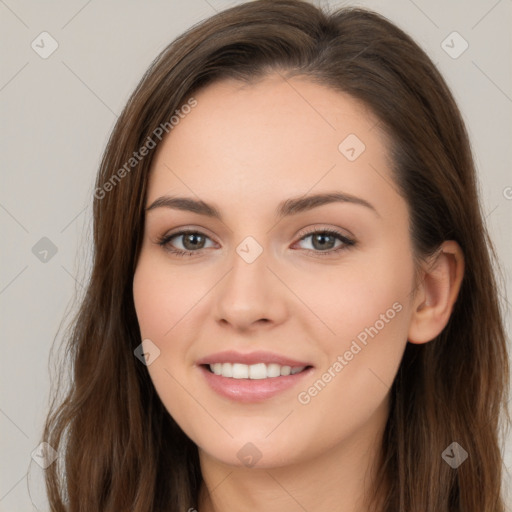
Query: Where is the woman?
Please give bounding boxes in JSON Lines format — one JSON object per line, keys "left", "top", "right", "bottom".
{"left": 42, "top": 1, "right": 510, "bottom": 510}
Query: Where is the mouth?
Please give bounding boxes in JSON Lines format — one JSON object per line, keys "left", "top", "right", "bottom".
{"left": 198, "top": 353, "right": 314, "bottom": 402}
{"left": 196, "top": 350, "right": 314, "bottom": 402}
{"left": 203, "top": 362, "right": 312, "bottom": 379}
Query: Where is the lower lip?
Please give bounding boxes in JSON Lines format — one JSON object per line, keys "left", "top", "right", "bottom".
{"left": 199, "top": 365, "right": 314, "bottom": 403}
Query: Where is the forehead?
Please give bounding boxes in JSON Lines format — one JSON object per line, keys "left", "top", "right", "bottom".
{"left": 146, "top": 74, "right": 398, "bottom": 215}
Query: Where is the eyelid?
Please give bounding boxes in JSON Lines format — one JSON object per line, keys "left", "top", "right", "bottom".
{"left": 157, "top": 224, "right": 356, "bottom": 257}
{"left": 159, "top": 225, "right": 218, "bottom": 243}
{"left": 297, "top": 224, "right": 355, "bottom": 240}
{"left": 160, "top": 224, "right": 353, "bottom": 241}
{"left": 293, "top": 226, "right": 355, "bottom": 254}
{"left": 158, "top": 227, "right": 218, "bottom": 251}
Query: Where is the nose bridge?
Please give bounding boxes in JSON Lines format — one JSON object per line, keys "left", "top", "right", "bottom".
{"left": 213, "top": 232, "right": 284, "bottom": 328}
{"left": 225, "top": 234, "right": 271, "bottom": 303}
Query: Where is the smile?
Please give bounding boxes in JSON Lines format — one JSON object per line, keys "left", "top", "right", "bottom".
{"left": 208, "top": 362, "right": 307, "bottom": 379}
{"left": 199, "top": 364, "right": 313, "bottom": 402}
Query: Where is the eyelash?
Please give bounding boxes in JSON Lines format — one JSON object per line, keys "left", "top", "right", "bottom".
{"left": 156, "top": 227, "right": 356, "bottom": 258}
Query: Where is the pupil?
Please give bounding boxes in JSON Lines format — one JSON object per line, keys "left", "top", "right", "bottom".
{"left": 185, "top": 233, "right": 202, "bottom": 250}
{"left": 314, "top": 233, "right": 333, "bottom": 250}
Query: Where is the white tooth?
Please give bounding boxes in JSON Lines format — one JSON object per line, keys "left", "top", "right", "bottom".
{"left": 232, "top": 363, "right": 249, "bottom": 379}
{"left": 266, "top": 363, "right": 281, "bottom": 378}
{"left": 221, "top": 362, "right": 233, "bottom": 377}
{"left": 211, "top": 363, "right": 222, "bottom": 375}
{"left": 211, "top": 362, "right": 307, "bottom": 379}
{"left": 249, "top": 363, "right": 267, "bottom": 379}
{"left": 280, "top": 365, "right": 291, "bottom": 376}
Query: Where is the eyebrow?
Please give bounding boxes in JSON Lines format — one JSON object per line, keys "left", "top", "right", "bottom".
{"left": 145, "top": 192, "right": 379, "bottom": 219}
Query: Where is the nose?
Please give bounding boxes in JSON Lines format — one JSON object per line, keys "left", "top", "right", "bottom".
{"left": 213, "top": 241, "right": 288, "bottom": 332}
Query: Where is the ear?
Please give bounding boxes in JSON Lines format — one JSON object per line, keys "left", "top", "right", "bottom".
{"left": 408, "top": 241, "right": 465, "bottom": 344}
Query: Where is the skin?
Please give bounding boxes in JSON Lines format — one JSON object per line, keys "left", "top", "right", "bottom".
{"left": 133, "top": 74, "right": 464, "bottom": 512}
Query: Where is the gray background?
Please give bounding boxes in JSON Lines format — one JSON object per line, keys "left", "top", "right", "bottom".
{"left": 1, "top": 0, "right": 511, "bottom": 510}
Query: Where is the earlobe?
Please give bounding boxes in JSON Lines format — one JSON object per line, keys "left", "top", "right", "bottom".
{"left": 408, "top": 241, "right": 465, "bottom": 344}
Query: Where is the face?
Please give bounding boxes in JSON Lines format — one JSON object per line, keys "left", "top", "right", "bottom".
{"left": 133, "top": 74, "right": 418, "bottom": 469}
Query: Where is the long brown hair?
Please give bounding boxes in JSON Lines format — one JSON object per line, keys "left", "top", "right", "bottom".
{"left": 41, "top": 1, "right": 510, "bottom": 510}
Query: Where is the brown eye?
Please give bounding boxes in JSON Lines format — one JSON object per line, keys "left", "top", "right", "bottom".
{"left": 296, "top": 229, "right": 355, "bottom": 255}
{"left": 157, "top": 230, "right": 215, "bottom": 256}
{"left": 179, "top": 232, "right": 207, "bottom": 250}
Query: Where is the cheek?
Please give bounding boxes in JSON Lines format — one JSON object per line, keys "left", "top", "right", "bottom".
{"left": 291, "top": 245, "right": 414, "bottom": 348}
{"left": 133, "top": 252, "right": 198, "bottom": 339}
{"left": 132, "top": 255, "right": 206, "bottom": 438}
{"left": 133, "top": 267, "right": 166, "bottom": 339}
{"left": 292, "top": 247, "right": 414, "bottom": 415}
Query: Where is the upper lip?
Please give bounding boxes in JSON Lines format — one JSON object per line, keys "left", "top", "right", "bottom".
{"left": 196, "top": 350, "right": 312, "bottom": 367}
